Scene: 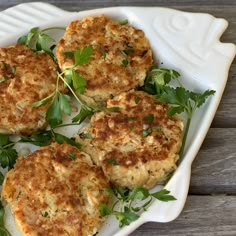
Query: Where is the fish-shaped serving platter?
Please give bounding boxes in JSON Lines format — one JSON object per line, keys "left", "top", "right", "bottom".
{"left": 0, "top": 2, "right": 235, "bottom": 236}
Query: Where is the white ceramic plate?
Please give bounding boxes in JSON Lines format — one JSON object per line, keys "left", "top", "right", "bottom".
{"left": 0, "top": 2, "right": 235, "bottom": 236}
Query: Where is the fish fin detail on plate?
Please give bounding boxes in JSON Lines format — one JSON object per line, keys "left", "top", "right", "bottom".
{"left": 0, "top": 2, "right": 71, "bottom": 39}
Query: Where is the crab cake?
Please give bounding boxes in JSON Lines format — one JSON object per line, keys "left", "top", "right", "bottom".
{"left": 0, "top": 44, "right": 59, "bottom": 135}
{"left": 77, "top": 91, "right": 183, "bottom": 189}
{"left": 1, "top": 143, "right": 110, "bottom": 236}
{"left": 56, "top": 15, "right": 153, "bottom": 104}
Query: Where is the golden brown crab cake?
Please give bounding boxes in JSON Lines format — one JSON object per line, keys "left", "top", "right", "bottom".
{"left": 56, "top": 15, "right": 153, "bottom": 104}
{"left": 1, "top": 143, "right": 110, "bottom": 236}
{"left": 77, "top": 91, "right": 183, "bottom": 189}
{"left": 0, "top": 44, "right": 59, "bottom": 135}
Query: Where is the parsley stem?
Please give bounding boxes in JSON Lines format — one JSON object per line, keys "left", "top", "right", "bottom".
{"left": 53, "top": 122, "right": 82, "bottom": 128}
{"left": 41, "top": 27, "right": 66, "bottom": 32}
{"left": 112, "top": 200, "right": 119, "bottom": 210}
{"left": 57, "top": 71, "right": 95, "bottom": 116}
{"left": 57, "top": 72, "right": 83, "bottom": 106}
{"left": 50, "top": 127, "right": 56, "bottom": 138}
{"left": 176, "top": 77, "right": 184, "bottom": 88}
{"left": 141, "top": 196, "right": 153, "bottom": 210}
{"left": 179, "top": 116, "right": 191, "bottom": 159}
{"left": 1, "top": 142, "right": 15, "bottom": 149}
{"left": 128, "top": 199, "right": 133, "bottom": 209}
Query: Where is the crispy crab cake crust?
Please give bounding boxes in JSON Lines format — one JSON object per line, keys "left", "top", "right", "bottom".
{"left": 1, "top": 143, "right": 110, "bottom": 236}
{"left": 77, "top": 91, "right": 183, "bottom": 189}
{"left": 0, "top": 44, "right": 59, "bottom": 135}
{"left": 56, "top": 15, "right": 153, "bottom": 104}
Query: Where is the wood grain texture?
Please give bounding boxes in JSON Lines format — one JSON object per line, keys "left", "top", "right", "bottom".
{"left": 212, "top": 65, "right": 236, "bottom": 128}
{"left": 130, "top": 195, "right": 236, "bottom": 236}
{"left": 190, "top": 128, "right": 236, "bottom": 194}
{"left": 0, "top": 1, "right": 235, "bottom": 236}
{"left": 1, "top": 0, "right": 236, "bottom": 11}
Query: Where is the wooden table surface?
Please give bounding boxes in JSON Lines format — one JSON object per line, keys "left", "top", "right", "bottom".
{"left": 0, "top": 1, "right": 235, "bottom": 235}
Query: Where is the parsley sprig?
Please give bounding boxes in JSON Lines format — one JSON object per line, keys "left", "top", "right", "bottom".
{"left": 32, "top": 45, "right": 95, "bottom": 127}
{"left": 32, "top": 74, "right": 72, "bottom": 127}
{"left": 141, "top": 66, "right": 215, "bottom": 158}
{"left": 63, "top": 46, "right": 93, "bottom": 94}
{"left": 0, "top": 134, "right": 18, "bottom": 174}
{"left": 99, "top": 186, "right": 176, "bottom": 227}
{"left": 18, "top": 27, "right": 120, "bottom": 127}
{"left": 33, "top": 44, "right": 119, "bottom": 126}
{"left": 18, "top": 27, "right": 65, "bottom": 61}
{"left": 18, "top": 129, "right": 81, "bottom": 149}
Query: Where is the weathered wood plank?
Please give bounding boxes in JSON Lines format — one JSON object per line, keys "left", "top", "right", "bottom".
{"left": 212, "top": 65, "right": 236, "bottom": 128}
{"left": 130, "top": 195, "right": 236, "bottom": 236}
{"left": 1, "top": 0, "right": 236, "bottom": 11}
{"left": 190, "top": 128, "right": 236, "bottom": 194}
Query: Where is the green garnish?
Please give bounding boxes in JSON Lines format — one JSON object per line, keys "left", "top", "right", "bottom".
{"left": 11, "top": 66, "right": 16, "bottom": 75}
{"left": 107, "top": 107, "right": 120, "bottom": 112}
{"left": 63, "top": 45, "right": 93, "bottom": 95}
{"left": 106, "top": 157, "right": 118, "bottom": 166}
{"left": 153, "top": 125, "right": 161, "bottom": 131}
{"left": 72, "top": 106, "right": 94, "bottom": 124}
{"left": 141, "top": 127, "right": 152, "bottom": 137}
{"left": 121, "top": 48, "right": 134, "bottom": 56}
{"left": 32, "top": 45, "right": 94, "bottom": 127}
{"left": 141, "top": 67, "right": 215, "bottom": 158}
{"left": 42, "top": 211, "right": 49, "bottom": 218}
{"left": 19, "top": 130, "right": 52, "bottom": 146}
{"left": 0, "top": 62, "right": 16, "bottom": 83}
{"left": 32, "top": 78, "right": 71, "bottom": 128}
{"left": 47, "top": 93, "right": 71, "bottom": 127}
{"left": 0, "top": 201, "right": 11, "bottom": 235}
{"left": 74, "top": 46, "right": 93, "bottom": 66}
{"left": 68, "top": 152, "right": 76, "bottom": 160}
{"left": 18, "top": 28, "right": 96, "bottom": 128}
{"left": 0, "top": 134, "right": 17, "bottom": 170}
{"left": 0, "top": 77, "right": 7, "bottom": 83}
{"left": 79, "top": 132, "right": 92, "bottom": 139}
{"left": 144, "top": 114, "right": 154, "bottom": 123}
{"left": 99, "top": 45, "right": 106, "bottom": 59}
{"left": 0, "top": 173, "right": 4, "bottom": 185}
{"left": 17, "top": 26, "right": 66, "bottom": 61}
{"left": 128, "top": 117, "right": 135, "bottom": 121}
{"left": 121, "top": 59, "right": 128, "bottom": 67}
{"left": 99, "top": 187, "right": 175, "bottom": 227}
{"left": 118, "top": 19, "right": 129, "bottom": 25}
{"left": 52, "top": 132, "right": 81, "bottom": 149}
{"left": 78, "top": 188, "right": 83, "bottom": 197}
{"left": 121, "top": 47, "right": 133, "bottom": 67}
{"left": 63, "top": 51, "right": 74, "bottom": 58}
{"left": 134, "top": 97, "right": 140, "bottom": 104}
